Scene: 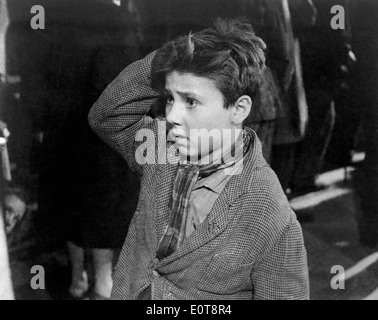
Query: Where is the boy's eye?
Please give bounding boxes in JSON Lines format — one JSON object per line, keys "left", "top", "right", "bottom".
{"left": 166, "top": 96, "right": 174, "bottom": 105}
{"left": 186, "top": 98, "right": 198, "bottom": 108}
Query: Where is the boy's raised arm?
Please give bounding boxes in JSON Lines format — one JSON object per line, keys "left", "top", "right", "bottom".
{"left": 88, "top": 51, "right": 160, "bottom": 174}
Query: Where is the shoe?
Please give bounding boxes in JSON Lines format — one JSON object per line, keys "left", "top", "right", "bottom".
{"left": 88, "top": 290, "right": 111, "bottom": 300}
{"left": 68, "top": 271, "right": 89, "bottom": 299}
{"left": 68, "top": 287, "right": 89, "bottom": 300}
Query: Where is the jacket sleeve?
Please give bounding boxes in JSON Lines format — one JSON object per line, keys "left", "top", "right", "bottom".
{"left": 249, "top": 171, "right": 310, "bottom": 300}
{"left": 251, "top": 217, "right": 309, "bottom": 300}
{"left": 88, "top": 51, "right": 160, "bottom": 175}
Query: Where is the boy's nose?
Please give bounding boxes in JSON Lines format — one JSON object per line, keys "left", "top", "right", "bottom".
{"left": 166, "top": 103, "right": 183, "bottom": 126}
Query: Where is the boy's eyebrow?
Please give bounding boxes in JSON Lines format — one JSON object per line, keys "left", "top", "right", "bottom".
{"left": 164, "top": 88, "right": 202, "bottom": 99}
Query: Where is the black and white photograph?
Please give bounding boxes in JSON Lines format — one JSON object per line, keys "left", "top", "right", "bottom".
{"left": 0, "top": 0, "right": 378, "bottom": 303}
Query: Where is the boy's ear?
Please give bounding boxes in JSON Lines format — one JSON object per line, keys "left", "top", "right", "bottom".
{"left": 230, "top": 95, "right": 252, "bottom": 125}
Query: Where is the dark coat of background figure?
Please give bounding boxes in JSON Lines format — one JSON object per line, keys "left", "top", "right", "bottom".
{"left": 269, "top": 0, "right": 354, "bottom": 194}
{"left": 289, "top": 0, "right": 354, "bottom": 192}
{"left": 349, "top": 0, "right": 378, "bottom": 248}
{"left": 260, "top": 0, "right": 315, "bottom": 192}
{"left": 33, "top": 1, "right": 142, "bottom": 249}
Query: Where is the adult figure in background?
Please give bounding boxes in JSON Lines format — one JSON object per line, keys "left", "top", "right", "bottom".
{"left": 267, "top": 0, "right": 316, "bottom": 193}
{"left": 64, "top": 44, "right": 140, "bottom": 300}
{"left": 290, "top": 0, "right": 354, "bottom": 195}
{"left": 349, "top": 0, "right": 378, "bottom": 248}
{"left": 37, "top": 0, "right": 142, "bottom": 299}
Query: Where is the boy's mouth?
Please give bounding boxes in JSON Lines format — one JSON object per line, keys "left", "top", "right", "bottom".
{"left": 168, "top": 129, "right": 188, "bottom": 142}
{"left": 174, "top": 135, "right": 186, "bottom": 141}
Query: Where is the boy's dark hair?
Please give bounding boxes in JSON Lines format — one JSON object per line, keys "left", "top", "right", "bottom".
{"left": 151, "top": 18, "right": 266, "bottom": 108}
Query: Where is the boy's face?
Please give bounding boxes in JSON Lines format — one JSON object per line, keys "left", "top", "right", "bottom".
{"left": 165, "top": 71, "right": 238, "bottom": 162}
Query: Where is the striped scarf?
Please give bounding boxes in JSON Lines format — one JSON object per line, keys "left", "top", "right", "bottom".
{"left": 156, "top": 130, "right": 252, "bottom": 260}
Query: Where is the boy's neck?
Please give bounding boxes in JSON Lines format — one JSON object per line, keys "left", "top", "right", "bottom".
{"left": 184, "top": 128, "right": 244, "bottom": 167}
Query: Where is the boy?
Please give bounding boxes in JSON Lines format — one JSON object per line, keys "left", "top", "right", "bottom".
{"left": 89, "top": 18, "right": 309, "bottom": 300}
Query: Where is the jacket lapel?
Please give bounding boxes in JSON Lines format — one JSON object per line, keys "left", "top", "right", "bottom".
{"left": 156, "top": 159, "right": 248, "bottom": 267}
{"left": 154, "top": 142, "right": 180, "bottom": 246}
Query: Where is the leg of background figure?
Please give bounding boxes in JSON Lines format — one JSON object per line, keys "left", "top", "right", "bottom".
{"left": 91, "top": 248, "right": 113, "bottom": 299}
{"left": 291, "top": 90, "right": 335, "bottom": 190}
{"left": 66, "top": 241, "right": 88, "bottom": 298}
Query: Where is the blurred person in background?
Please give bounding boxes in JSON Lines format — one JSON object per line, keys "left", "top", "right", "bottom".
{"left": 267, "top": 0, "right": 316, "bottom": 193}
{"left": 289, "top": 0, "right": 354, "bottom": 196}
{"left": 349, "top": 0, "right": 378, "bottom": 248}
{"left": 36, "top": 0, "right": 142, "bottom": 299}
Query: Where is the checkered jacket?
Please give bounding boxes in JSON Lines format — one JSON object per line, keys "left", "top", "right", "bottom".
{"left": 88, "top": 52, "right": 310, "bottom": 300}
